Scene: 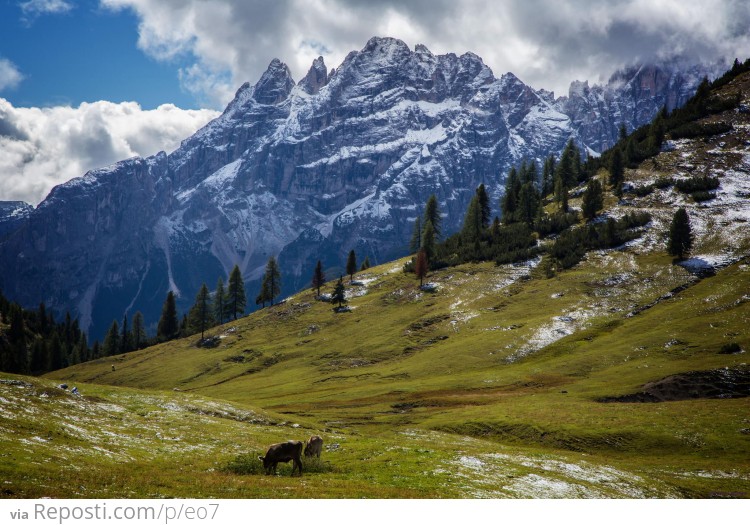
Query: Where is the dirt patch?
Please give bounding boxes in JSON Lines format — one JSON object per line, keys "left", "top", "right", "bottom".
{"left": 599, "top": 367, "right": 750, "bottom": 402}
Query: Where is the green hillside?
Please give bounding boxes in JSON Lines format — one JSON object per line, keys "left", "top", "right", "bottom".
{"left": 3, "top": 69, "right": 750, "bottom": 499}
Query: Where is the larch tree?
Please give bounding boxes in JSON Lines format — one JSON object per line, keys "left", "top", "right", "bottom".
{"left": 415, "top": 249, "right": 429, "bottom": 287}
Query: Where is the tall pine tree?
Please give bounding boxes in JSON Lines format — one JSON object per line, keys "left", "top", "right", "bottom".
{"left": 476, "top": 184, "right": 491, "bottom": 228}
{"left": 188, "top": 283, "right": 214, "bottom": 340}
{"left": 424, "top": 195, "right": 442, "bottom": 239}
{"left": 312, "top": 260, "right": 326, "bottom": 297}
{"left": 346, "top": 250, "right": 357, "bottom": 283}
{"left": 157, "top": 291, "right": 179, "bottom": 341}
{"left": 581, "top": 178, "right": 604, "bottom": 221}
{"left": 103, "top": 320, "right": 121, "bottom": 356}
{"left": 227, "top": 265, "right": 247, "bottom": 319}
{"left": 667, "top": 208, "right": 693, "bottom": 260}
{"left": 421, "top": 220, "right": 437, "bottom": 264}
{"left": 610, "top": 148, "right": 624, "bottom": 198}
{"left": 131, "top": 311, "right": 146, "bottom": 350}
{"left": 214, "top": 278, "right": 226, "bottom": 325}
{"left": 261, "top": 257, "right": 281, "bottom": 305}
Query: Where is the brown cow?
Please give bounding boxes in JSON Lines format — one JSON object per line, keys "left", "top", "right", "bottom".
{"left": 258, "top": 440, "right": 303, "bottom": 476}
{"left": 304, "top": 435, "right": 323, "bottom": 459}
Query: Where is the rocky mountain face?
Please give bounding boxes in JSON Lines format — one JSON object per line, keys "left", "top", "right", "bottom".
{"left": 559, "top": 62, "right": 719, "bottom": 153}
{"left": 0, "top": 201, "right": 33, "bottom": 239}
{"left": 0, "top": 37, "right": 716, "bottom": 339}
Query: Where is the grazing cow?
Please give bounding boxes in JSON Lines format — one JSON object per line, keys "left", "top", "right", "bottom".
{"left": 304, "top": 435, "right": 323, "bottom": 459}
{"left": 258, "top": 440, "right": 303, "bottom": 475}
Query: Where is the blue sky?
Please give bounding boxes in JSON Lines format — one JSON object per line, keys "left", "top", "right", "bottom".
{"left": 0, "top": 0, "right": 194, "bottom": 109}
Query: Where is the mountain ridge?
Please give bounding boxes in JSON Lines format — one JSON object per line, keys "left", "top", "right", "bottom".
{"left": 0, "top": 37, "right": 719, "bottom": 339}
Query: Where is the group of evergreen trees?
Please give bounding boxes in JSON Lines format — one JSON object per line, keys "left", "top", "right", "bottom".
{"left": 309, "top": 248, "right": 373, "bottom": 310}
{"left": 0, "top": 297, "right": 91, "bottom": 375}
{"left": 152, "top": 264, "right": 250, "bottom": 343}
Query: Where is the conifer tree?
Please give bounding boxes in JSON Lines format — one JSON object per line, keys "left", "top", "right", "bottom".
{"left": 120, "top": 314, "right": 133, "bottom": 354}
{"left": 131, "top": 311, "right": 146, "bottom": 350}
{"left": 261, "top": 257, "right": 281, "bottom": 306}
{"left": 667, "top": 208, "right": 693, "bottom": 260}
{"left": 103, "top": 320, "right": 121, "bottom": 356}
{"left": 610, "top": 148, "right": 624, "bottom": 198}
{"left": 38, "top": 302, "right": 49, "bottom": 336}
{"left": 157, "top": 291, "right": 179, "bottom": 341}
{"left": 255, "top": 278, "right": 271, "bottom": 308}
{"left": 516, "top": 182, "right": 541, "bottom": 227}
{"left": 346, "top": 250, "right": 357, "bottom": 283}
{"left": 409, "top": 216, "right": 422, "bottom": 253}
{"left": 213, "top": 278, "right": 226, "bottom": 325}
{"left": 2, "top": 305, "right": 27, "bottom": 373}
{"left": 77, "top": 332, "right": 89, "bottom": 363}
{"left": 502, "top": 166, "right": 520, "bottom": 222}
{"left": 524, "top": 161, "right": 538, "bottom": 187}
{"left": 424, "top": 194, "right": 442, "bottom": 239}
{"left": 360, "top": 256, "right": 371, "bottom": 271}
{"left": 312, "top": 260, "right": 326, "bottom": 298}
{"left": 556, "top": 141, "right": 578, "bottom": 189}
{"left": 415, "top": 249, "right": 428, "bottom": 287}
{"left": 179, "top": 314, "right": 189, "bottom": 338}
{"left": 331, "top": 276, "right": 347, "bottom": 310}
{"left": 188, "top": 283, "right": 214, "bottom": 340}
{"left": 476, "top": 184, "right": 491, "bottom": 228}
{"left": 461, "top": 195, "right": 482, "bottom": 245}
{"left": 227, "top": 265, "right": 247, "bottom": 319}
{"left": 554, "top": 175, "right": 569, "bottom": 212}
{"left": 421, "top": 220, "right": 437, "bottom": 264}
{"left": 91, "top": 341, "right": 101, "bottom": 360}
{"left": 30, "top": 338, "right": 47, "bottom": 373}
{"left": 619, "top": 122, "right": 628, "bottom": 142}
{"left": 581, "top": 178, "right": 604, "bottom": 220}
{"left": 48, "top": 332, "right": 62, "bottom": 371}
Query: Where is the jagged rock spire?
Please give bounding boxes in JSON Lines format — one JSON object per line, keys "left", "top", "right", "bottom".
{"left": 299, "top": 56, "right": 328, "bottom": 95}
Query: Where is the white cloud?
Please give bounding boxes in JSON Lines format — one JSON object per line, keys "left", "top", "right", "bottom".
{"left": 0, "top": 98, "right": 219, "bottom": 205}
{"left": 100, "top": 0, "right": 750, "bottom": 105}
{"left": 0, "top": 58, "right": 24, "bottom": 92}
{"left": 20, "top": 0, "right": 73, "bottom": 23}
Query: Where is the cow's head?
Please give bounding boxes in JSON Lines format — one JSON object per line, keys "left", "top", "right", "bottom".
{"left": 258, "top": 454, "right": 271, "bottom": 472}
